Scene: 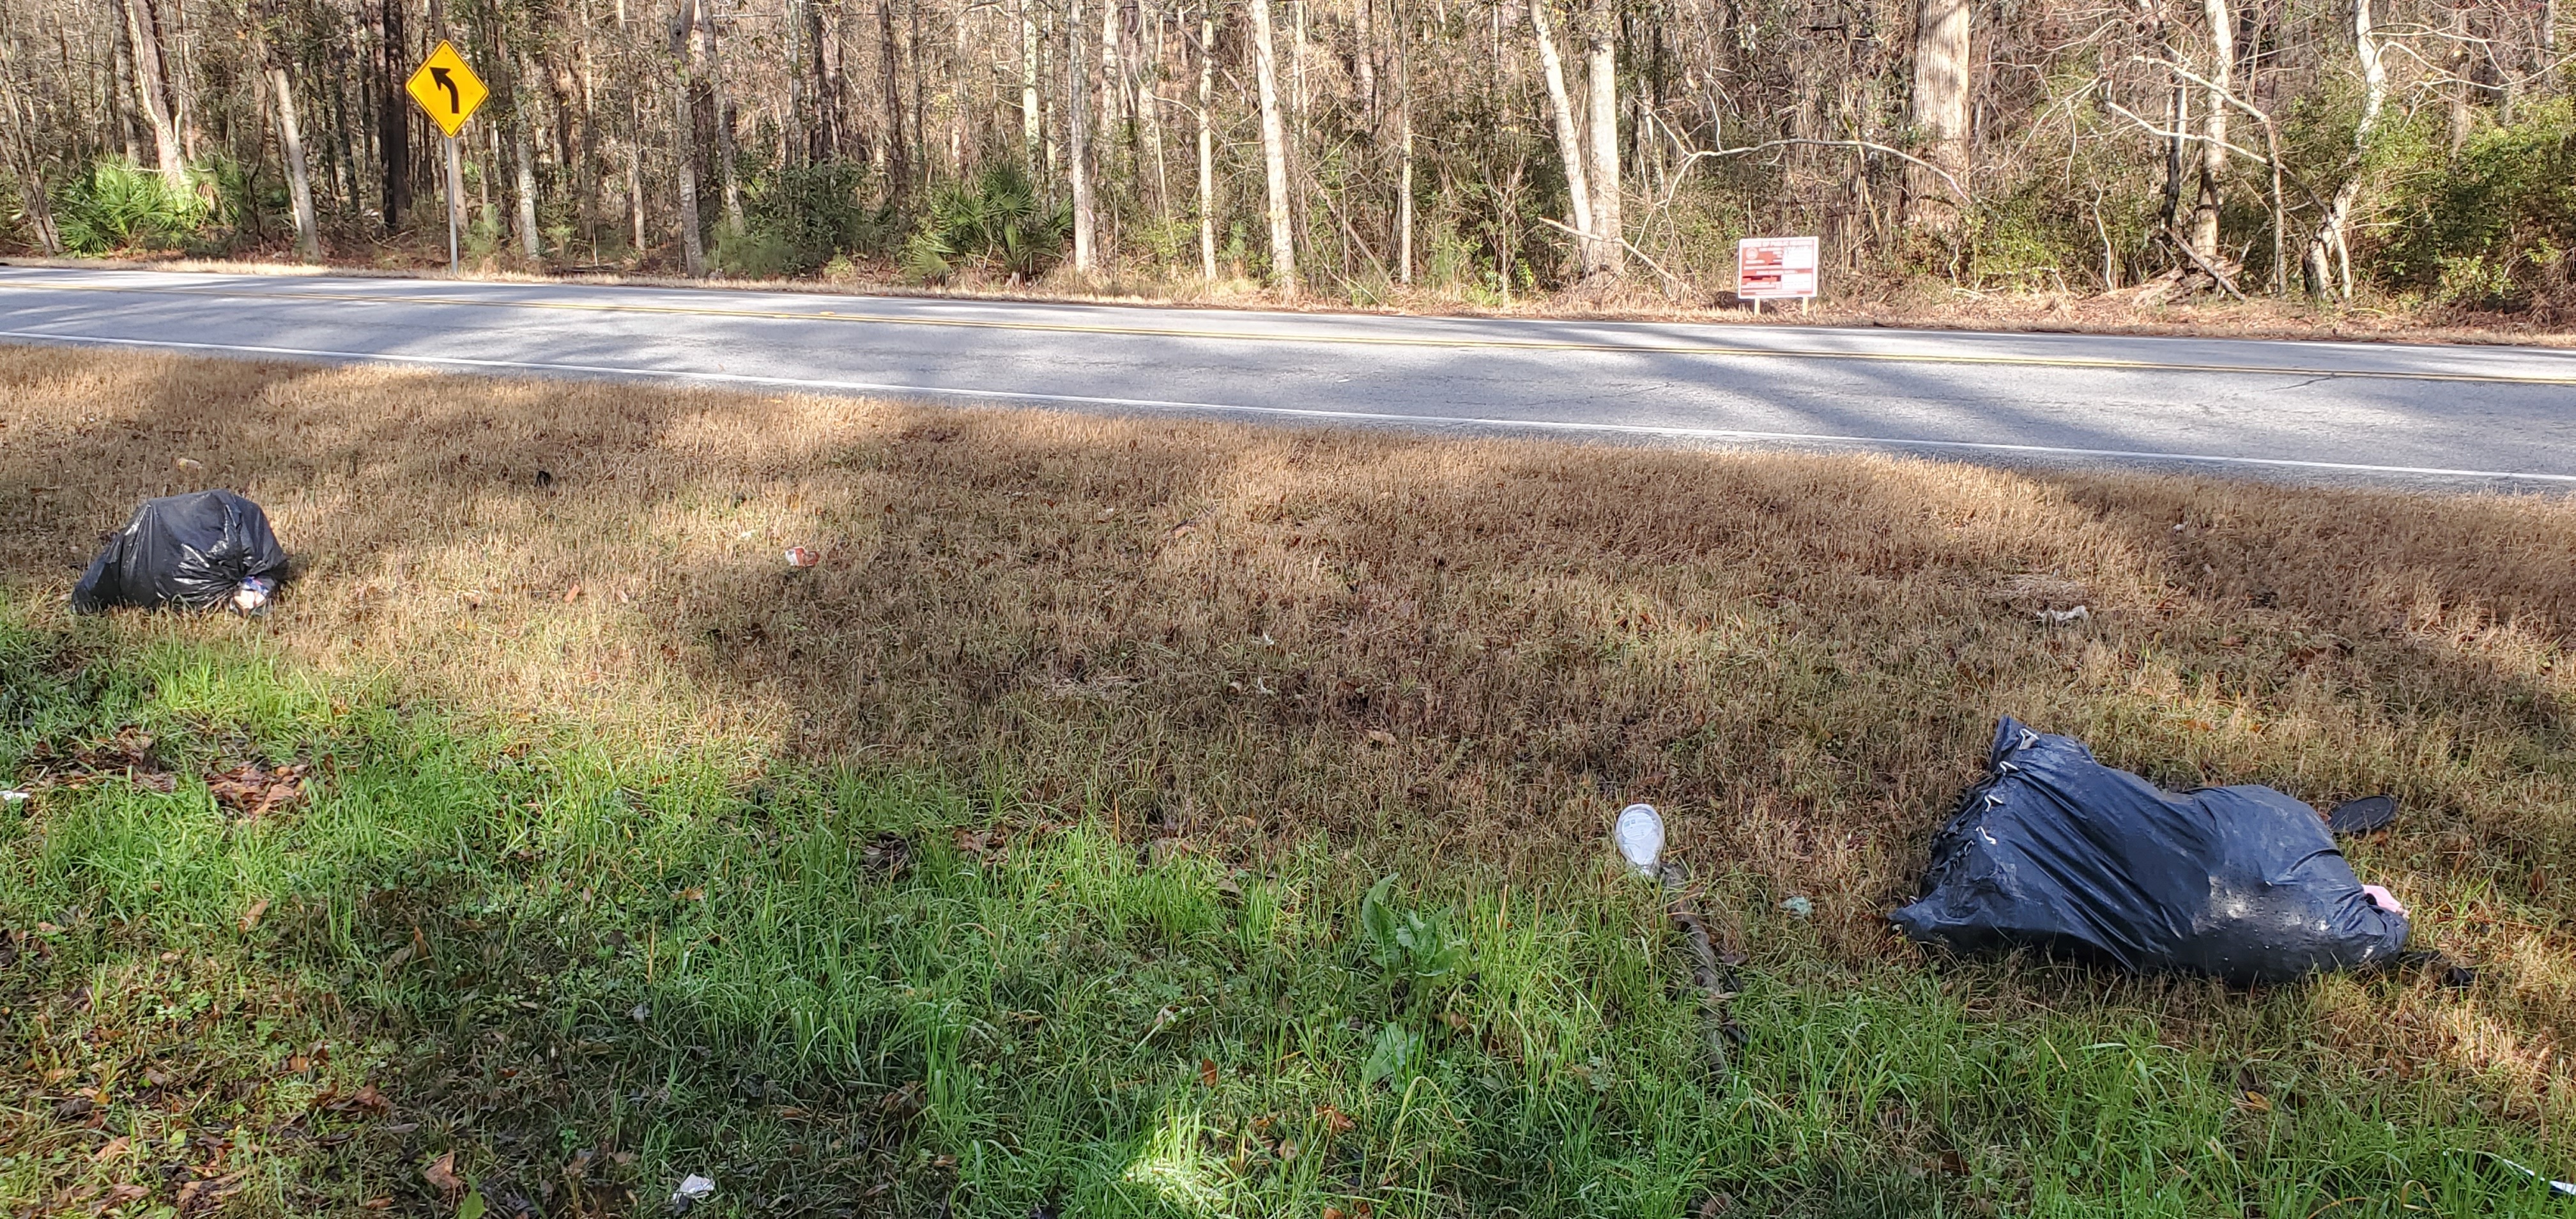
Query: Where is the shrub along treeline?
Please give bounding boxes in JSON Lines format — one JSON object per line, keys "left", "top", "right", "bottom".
{"left": 0, "top": 0, "right": 2568, "bottom": 313}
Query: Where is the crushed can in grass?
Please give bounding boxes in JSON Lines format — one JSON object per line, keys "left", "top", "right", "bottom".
{"left": 670, "top": 1174, "right": 716, "bottom": 1215}
{"left": 785, "top": 546, "right": 820, "bottom": 568}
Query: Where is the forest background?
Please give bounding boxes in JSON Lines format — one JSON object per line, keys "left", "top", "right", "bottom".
{"left": 0, "top": 0, "right": 2569, "bottom": 319}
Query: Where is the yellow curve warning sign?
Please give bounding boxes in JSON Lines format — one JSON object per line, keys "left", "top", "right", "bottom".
{"left": 404, "top": 41, "right": 487, "bottom": 138}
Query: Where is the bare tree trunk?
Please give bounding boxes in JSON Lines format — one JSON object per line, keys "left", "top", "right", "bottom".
{"left": 1354, "top": 0, "right": 1376, "bottom": 125}
{"left": 670, "top": 0, "right": 707, "bottom": 273}
{"left": 1580, "top": 0, "right": 1620, "bottom": 280}
{"left": 878, "top": 0, "right": 907, "bottom": 188}
{"left": 270, "top": 67, "right": 321, "bottom": 259}
{"left": 1022, "top": 0, "right": 1042, "bottom": 168}
{"left": 2159, "top": 69, "right": 2186, "bottom": 236}
{"left": 1397, "top": 0, "right": 1413, "bottom": 284}
{"left": 702, "top": 0, "right": 744, "bottom": 227}
{"left": 109, "top": 2, "right": 143, "bottom": 163}
{"left": 2304, "top": 0, "right": 2386, "bottom": 298}
{"left": 1195, "top": 3, "right": 1217, "bottom": 280}
{"left": 2446, "top": 4, "right": 2472, "bottom": 157}
{"left": 1100, "top": 0, "right": 1123, "bottom": 137}
{"left": 1070, "top": 0, "right": 1096, "bottom": 272}
{"left": 626, "top": 111, "right": 647, "bottom": 250}
{"left": 1906, "top": 0, "right": 1968, "bottom": 227}
{"left": 1528, "top": 0, "right": 1593, "bottom": 272}
{"left": 2190, "top": 0, "right": 2232, "bottom": 266}
{"left": 1138, "top": 0, "right": 1170, "bottom": 221}
{"left": 514, "top": 118, "right": 542, "bottom": 257}
{"left": 376, "top": 0, "right": 409, "bottom": 229}
{"left": 120, "top": 0, "right": 188, "bottom": 190}
{"left": 0, "top": 30, "right": 62, "bottom": 254}
{"left": 1248, "top": 0, "right": 1296, "bottom": 292}
{"left": 811, "top": 0, "right": 842, "bottom": 158}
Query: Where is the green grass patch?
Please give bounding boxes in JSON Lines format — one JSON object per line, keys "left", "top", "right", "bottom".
{"left": 2, "top": 607, "right": 2568, "bottom": 1218}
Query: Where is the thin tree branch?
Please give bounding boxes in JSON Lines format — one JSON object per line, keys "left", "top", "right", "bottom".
{"left": 1690, "top": 137, "right": 1973, "bottom": 204}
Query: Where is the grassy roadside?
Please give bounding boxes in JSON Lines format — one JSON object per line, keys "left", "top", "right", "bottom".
{"left": 4, "top": 613, "right": 2570, "bottom": 1218}
{"left": 4, "top": 346, "right": 2575, "bottom": 1215}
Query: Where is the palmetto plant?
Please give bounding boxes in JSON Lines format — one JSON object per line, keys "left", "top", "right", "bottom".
{"left": 900, "top": 163, "right": 1070, "bottom": 283}
{"left": 52, "top": 158, "right": 210, "bottom": 254}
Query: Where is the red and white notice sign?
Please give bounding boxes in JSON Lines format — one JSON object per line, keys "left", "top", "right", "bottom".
{"left": 1735, "top": 236, "right": 1820, "bottom": 300}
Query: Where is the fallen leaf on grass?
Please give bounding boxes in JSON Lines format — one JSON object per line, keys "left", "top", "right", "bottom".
{"left": 238, "top": 898, "right": 272, "bottom": 933}
{"left": 91, "top": 1135, "right": 129, "bottom": 1162}
{"left": 177, "top": 1170, "right": 249, "bottom": 1213}
{"left": 205, "top": 762, "right": 310, "bottom": 822}
{"left": 1199, "top": 1059, "right": 1220, "bottom": 1088}
{"left": 323, "top": 1084, "right": 390, "bottom": 1114}
{"left": 424, "top": 1149, "right": 464, "bottom": 1193}
{"left": 101, "top": 1183, "right": 149, "bottom": 1208}
{"left": 1315, "top": 1105, "right": 1356, "bottom": 1134}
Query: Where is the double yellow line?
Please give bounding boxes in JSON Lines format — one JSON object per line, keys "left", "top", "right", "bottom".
{"left": 8, "top": 274, "right": 2575, "bottom": 386}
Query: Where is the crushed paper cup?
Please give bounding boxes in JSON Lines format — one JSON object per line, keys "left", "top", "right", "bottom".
{"left": 1614, "top": 804, "right": 1665, "bottom": 879}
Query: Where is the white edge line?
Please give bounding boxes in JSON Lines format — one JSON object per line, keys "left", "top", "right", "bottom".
{"left": 8, "top": 328, "right": 2574, "bottom": 486}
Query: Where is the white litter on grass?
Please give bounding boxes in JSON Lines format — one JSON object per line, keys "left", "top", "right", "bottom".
{"left": 2487, "top": 1155, "right": 2576, "bottom": 1197}
{"left": 2037, "top": 606, "right": 2091, "bottom": 625}
{"left": 671, "top": 1174, "right": 716, "bottom": 1209}
{"left": 1614, "top": 804, "right": 1666, "bottom": 880}
{"left": 1779, "top": 896, "right": 1815, "bottom": 918}
{"left": 2, "top": 790, "right": 29, "bottom": 804}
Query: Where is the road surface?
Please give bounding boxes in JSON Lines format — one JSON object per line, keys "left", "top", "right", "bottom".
{"left": 6, "top": 264, "right": 2574, "bottom": 490}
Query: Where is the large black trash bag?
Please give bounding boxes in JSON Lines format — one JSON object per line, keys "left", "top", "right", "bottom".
{"left": 70, "top": 490, "right": 289, "bottom": 613}
{"left": 1889, "top": 717, "right": 2407, "bottom": 983}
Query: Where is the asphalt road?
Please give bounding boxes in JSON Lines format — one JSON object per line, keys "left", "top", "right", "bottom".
{"left": 6, "top": 264, "right": 2575, "bottom": 490}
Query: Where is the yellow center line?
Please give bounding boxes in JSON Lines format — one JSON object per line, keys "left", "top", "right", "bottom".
{"left": 8, "top": 277, "right": 2574, "bottom": 386}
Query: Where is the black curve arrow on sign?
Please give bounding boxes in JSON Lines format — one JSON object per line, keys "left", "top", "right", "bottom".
{"left": 429, "top": 66, "right": 459, "bottom": 113}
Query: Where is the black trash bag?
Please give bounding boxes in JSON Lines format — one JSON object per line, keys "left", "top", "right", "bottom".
{"left": 1890, "top": 717, "right": 2407, "bottom": 983}
{"left": 70, "top": 490, "right": 289, "bottom": 614}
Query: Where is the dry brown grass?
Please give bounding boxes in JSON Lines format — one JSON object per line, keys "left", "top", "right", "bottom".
{"left": 6, "top": 343, "right": 2576, "bottom": 1103}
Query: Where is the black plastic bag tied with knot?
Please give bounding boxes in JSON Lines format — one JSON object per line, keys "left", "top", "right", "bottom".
{"left": 71, "top": 490, "right": 289, "bottom": 614}
{"left": 1891, "top": 718, "right": 2408, "bottom": 984}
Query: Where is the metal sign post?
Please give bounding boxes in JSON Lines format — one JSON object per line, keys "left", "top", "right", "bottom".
{"left": 404, "top": 40, "right": 487, "bottom": 275}
{"left": 444, "top": 136, "right": 463, "bottom": 273}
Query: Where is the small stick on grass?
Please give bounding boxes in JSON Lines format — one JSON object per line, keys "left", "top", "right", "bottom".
{"left": 1659, "top": 861, "right": 1739, "bottom": 1081}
